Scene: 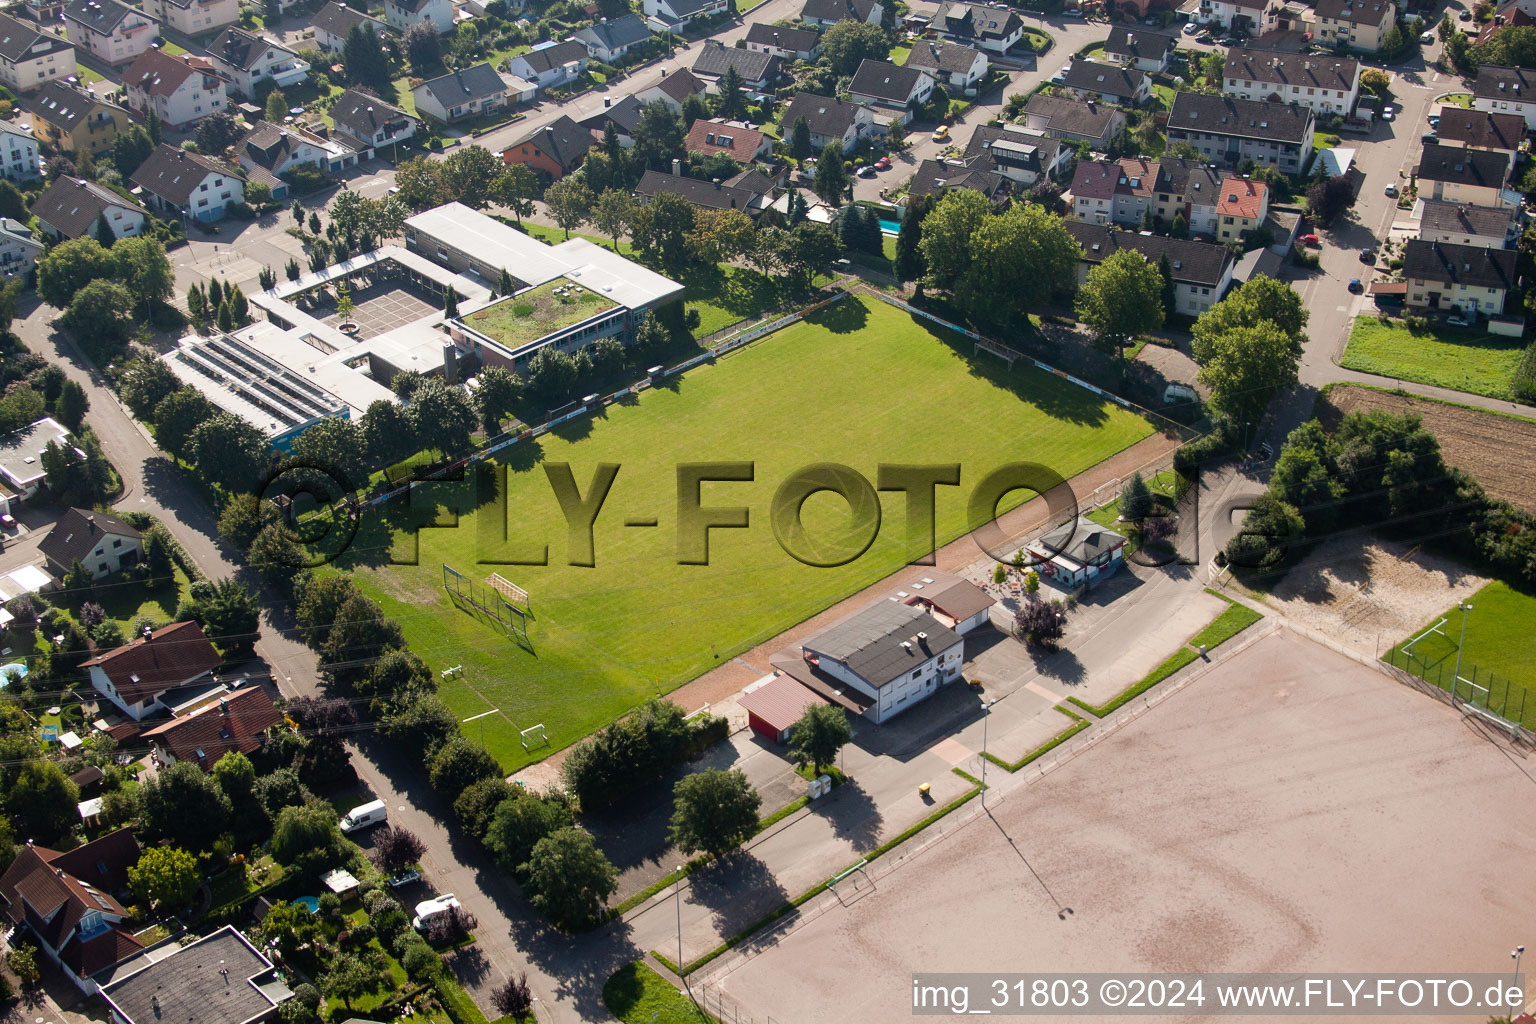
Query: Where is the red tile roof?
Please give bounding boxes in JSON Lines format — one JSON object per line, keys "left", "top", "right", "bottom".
{"left": 685, "top": 118, "right": 766, "bottom": 164}
{"left": 0, "top": 828, "right": 144, "bottom": 978}
{"left": 738, "top": 674, "right": 829, "bottom": 735}
{"left": 141, "top": 685, "right": 282, "bottom": 766}
{"left": 1217, "top": 177, "right": 1267, "bottom": 219}
{"left": 82, "top": 620, "right": 222, "bottom": 705}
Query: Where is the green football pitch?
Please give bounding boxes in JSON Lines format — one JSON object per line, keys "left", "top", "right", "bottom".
{"left": 339, "top": 296, "right": 1158, "bottom": 769}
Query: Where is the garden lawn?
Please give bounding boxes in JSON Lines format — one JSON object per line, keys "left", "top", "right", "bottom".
{"left": 603, "top": 963, "right": 710, "bottom": 1024}
{"left": 1341, "top": 317, "right": 1526, "bottom": 400}
{"left": 338, "top": 296, "right": 1155, "bottom": 770}
{"left": 1387, "top": 580, "right": 1536, "bottom": 726}
{"left": 889, "top": 44, "right": 911, "bottom": 64}
{"left": 95, "top": 563, "right": 192, "bottom": 637}
{"left": 323, "top": 910, "right": 409, "bottom": 1018}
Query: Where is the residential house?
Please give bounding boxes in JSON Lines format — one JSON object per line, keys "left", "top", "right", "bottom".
{"left": 633, "top": 66, "right": 708, "bottom": 112}
{"left": 1022, "top": 93, "right": 1126, "bottom": 149}
{"left": 578, "top": 93, "right": 644, "bottom": 145}
{"left": 330, "top": 87, "right": 418, "bottom": 156}
{"left": 207, "top": 27, "right": 309, "bottom": 98}
{"left": 412, "top": 63, "right": 511, "bottom": 122}
{"left": 574, "top": 13, "right": 652, "bottom": 63}
{"left": 691, "top": 42, "right": 780, "bottom": 93}
{"left": 0, "top": 417, "right": 73, "bottom": 500}
{"left": 1196, "top": 0, "right": 1282, "bottom": 34}
{"left": 0, "top": 12, "right": 74, "bottom": 92}
{"left": 1222, "top": 47, "right": 1360, "bottom": 115}
{"left": 32, "top": 177, "right": 145, "bottom": 240}
{"left": 1417, "top": 200, "right": 1517, "bottom": 248}
{"left": 1165, "top": 92, "right": 1315, "bottom": 174}
{"left": 1215, "top": 176, "right": 1268, "bottom": 242}
{"left": 964, "top": 122, "right": 1069, "bottom": 186}
{"left": 0, "top": 828, "right": 144, "bottom": 992}
{"left": 799, "top": 0, "right": 882, "bottom": 28}
{"left": 904, "top": 40, "right": 987, "bottom": 93}
{"left": 1027, "top": 516, "right": 1127, "bottom": 590}
{"left": 1069, "top": 156, "right": 1156, "bottom": 227}
{"left": 1102, "top": 26, "right": 1176, "bottom": 73}
{"left": 635, "top": 167, "right": 769, "bottom": 213}
{"left": 39, "top": 507, "right": 142, "bottom": 577}
{"left": 142, "top": 684, "right": 282, "bottom": 766}
{"left": 1402, "top": 238, "right": 1520, "bottom": 315}
{"left": 1311, "top": 0, "right": 1396, "bottom": 52}
{"left": 642, "top": 0, "right": 727, "bottom": 30}
{"left": 1064, "top": 221, "right": 1238, "bottom": 315}
{"left": 1151, "top": 155, "right": 1224, "bottom": 234}
{"left": 238, "top": 121, "right": 359, "bottom": 186}
{"left": 384, "top": 0, "right": 453, "bottom": 33}
{"left": 685, "top": 116, "right": 770, "bottom": 164}
{"left": 1435, "top": 107, "right": 1526, "bottom": 167}
{"left": 506, "top": 40, "right": 588, "bottom": 91}
{"left": 311, "top": 1, "right": 387, "bottom": 52}
{"left": 501, "top": 114, "right": 593, "bottom": 178}
{"left": 1417, "top": 142, "right": 1514, "bottom": 206}
{"left": 130, "top": 143, "right": 243, "bottom": 221}
{"left": 905, "top": 156, "right": 1011, "bottom": 205}
{"left": 898, "top": 572, "right": 995, "bottom": 635}
{"left": 143, "top": 0, "right": 237, "bottom": 37}
{"left": 781, "top": 91, "right": 879, "bottom": 149}
{"left": 929, "top": 0, "right": 1023, "bottom": 53}
{"left": 1473, "top": 65, "right": 1536, "bottom": 128}
{"left": 848, "top": 59, "right": 933, "bottom": 123}
{"left": 1060, "top": 60, "right": 1149, "bottom": 107}
{"left": 100, "top": 927, "right": 292, "bottom": 1024}
{"left": 0, "top": 120, "right": 39, "bottom": 181}
{"left": 63, "top": 0, "right": 157, "bottom": 65}
{"left": 82, "top": 619, "right": 223, "bottom": 721}
{"left": 25, "top": 81, "right": 132, "bottom": 156}
{"left": 0, "top": 217, "right": 42, "bottom": 278}
{"left": 122, "top": 48, "right": 227, "bottom": 128}
{"left": 744, "top": 22, "right": 821, "bottom": 62}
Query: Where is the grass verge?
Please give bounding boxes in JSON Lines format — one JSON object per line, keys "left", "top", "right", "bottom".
{"left": 603, "top": 962, "right": 712, "bottom": 1023}
{"left": 1341, "top": 316, "right": 1525, "bottom": 400}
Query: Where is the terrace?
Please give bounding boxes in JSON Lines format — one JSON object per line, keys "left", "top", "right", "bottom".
{"left": 461, "top": 278, "right": 620, "bottom": 353}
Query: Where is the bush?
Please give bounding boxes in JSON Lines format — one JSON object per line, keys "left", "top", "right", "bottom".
{"left": 399, "top": 941, "right": 440, "bottom": 982}
{"left": 559, "top": 698, "right": 697, "bottom": 810}
{"left": 424, "top": 905, "right": 477, "bottom": 945}
{"left": 492, "top": 973, "right": 533, "bottom": 1018}
{"left": 363, "top": 888, "right": 400, "bottom": 918}
{"left": 1513, "top": 340, "right": 1536, "bottom": 402}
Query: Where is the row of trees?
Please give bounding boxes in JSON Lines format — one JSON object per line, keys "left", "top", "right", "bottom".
{"left": 38, "top": 235, "right": 177, "bottom": 359}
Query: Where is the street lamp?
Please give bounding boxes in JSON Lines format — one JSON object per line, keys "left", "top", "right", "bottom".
{"left": 1512, "top": 945, "right": 1525, "bottom": 1014}
{"left": 674, "top": 865, "right": 684, "bottom": 983}
{"left": 1451, "top": 600, "right": 1473, "bottom": 703}
{"left": 980, "top": 698, "right": 997, "bottom": 808}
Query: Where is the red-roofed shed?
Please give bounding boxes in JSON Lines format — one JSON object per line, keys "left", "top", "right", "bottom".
{"left": 738, "top": 674, "right": 831, "bottom": 744}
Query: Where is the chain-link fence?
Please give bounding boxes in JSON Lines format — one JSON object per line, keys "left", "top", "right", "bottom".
{"left": 1382, "top": 646, "right": 1532, "bottom": 733}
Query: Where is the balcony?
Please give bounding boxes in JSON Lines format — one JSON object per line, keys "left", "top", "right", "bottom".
{"left": 265, "top": 58, "right": 310, "bottom": 89}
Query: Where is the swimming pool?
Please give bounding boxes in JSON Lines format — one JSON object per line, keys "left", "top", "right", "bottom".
{"left": 879, "top": 217, "right": 901, "bottom": 235}
{"left": 291, "top": 896, "right": 320, "bottom": 914}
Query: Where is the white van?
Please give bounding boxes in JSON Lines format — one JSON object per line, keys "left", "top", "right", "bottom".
{"left": 412, "top": 894, "right": 462, "bottom": 931}
{"left": 339, "top": 799, "right": 388, "bottom": 833}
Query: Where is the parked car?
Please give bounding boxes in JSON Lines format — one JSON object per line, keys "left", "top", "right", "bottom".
{"left": 875, "top": 156, "right": 891, "bottom": 170}
{"left": 1301, "top": 233, "right": 1320, "bottom": 247}
{"left": 856, "top": 164, "right": 877, "bottom": 178}
{"left": 1348, "top": 278, "right": 1363, "bottom": 293}
{"left": 0, "top": 513, "right": 14, "bottom": 530}
{"left": 1196, "top": 32, "right": 1214, "bottom": 43}
{"left": 931, "top": 124, "right": 950, "bottom": 142}
{"left": 1359, "top": 247, "right": 1375, "bottom": 262}
{"left": 1065, "top": 8, "right": 1083, "bottom": 15}
{"left": 1421, "top": 131, "right": 1438, "bottom": 143}
{"left": 1182, "top": 21, "right": 1198, "bottom": 33}
{"left": 412, "top": 894, "right": 462, "bottom": 931}
{"left": 1446, "top": 315, "right": 1471, "bottom": 327}
{"left": 388, "top": 868, "right": 422, "bottom": 889}
{"left": 1383, "top": 183, "right": 1398, "bottom": 197}
{"left": 1420, "top": 30, "right": 1435, "bottom": 43}
{"left": 1458, "top": 8, "right": 1470, "bottom": 19}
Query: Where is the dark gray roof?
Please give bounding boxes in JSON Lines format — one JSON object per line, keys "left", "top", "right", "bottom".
{"left": 802, "top": 601, "right": 962, "bottom": 690}
{"left": 905, "top": 39, "right": 984, "bottom": 75}
{"left": 239, "top": 122, "right": 295, "bottom": 170}
{"left": 39, "top": 507, "right": 141, "bottom": 569}
{"left": 744, "top": 22, "right": 820, "bottom": 52}
{"left": 907, "top": 156, "right": 1009, "bottom": 200}
{"left": 635, "top": 168, "right": 762, "bottom": 210}
{"left": 799, "top": 0, "right": 880, "bottom": 22}
{"left": 511, "top": 114, "right": 594, "bottom": 171}
{"left": 782, "top": 91, "right": 865, "bottom": 138}
{"left": 129, "top": 144, "right": 233, "bottom": 207}
{"left": 1224, "top": 47, "right": 1358, "bottom": 91}
{"left": 0, "top": 12, "right": 68, "bottom": 64}
{"left": 575, "top": 13, "right": 652, "bottom": 52}
{"left": 1103, "top": 25, "right": 1176, "bottom": 62}
{"left": 651, "top": 66, "right": 707, "bottom": 101}
{"left": 210, "top": 28, "right": 294, "bottom": 72}
{"left": 1061, "top": 59, "right": 1145, "bottom": 100}
{"left": 311, "top": 2, "right": 384, "bottom": 38}
{"left": 579, "top": 93, "right": 644, "bottom": 135}
{"left": 1152, "top": 156, "right": 1223, "bottom": 199}
{"left": 417, "top": 62, "right": 506, "bottom": 105}
{"left": 1035, "top": 516, "right": 1126, "bottom": 565}
{"left": 330, "top": 88, "right": 415, "bottom": 144}
{"left": 691, "top": 42, "right": 778, "bottom": 82}
{"left": 1313, "top": 0, "right": 1392, "bottom": 25}
{"left": 25, "top": 81, "right": 122, "bottom": 133}
{"left": 1434, "top": 107, "right": 1526, "bottom": 150}
{"left": 1418, "top": 200, "right": 1514, "bottom": 239}
{"left": 1403, "top": 238, "right": 1519, "bottom": 290}
{"left": 1472, "top": 63, "right": 1536, "bottom": 101}
{"left": 101, "top": 926, "right": 287, "bottom": 1024}
{"left": 1065, "top": 221, "right": 1235, "bottom": 286}
{"left": 64, "top": 0, "right": 137, "bottom": 33}
{"left": 1416, "top": 142, "right": 1510, "bottom": 188}
{"left": 849, "top": 58, "right": 928, "bottom": 102}
{"left": 931, "top": 0, "right": 1022, "bottom": 43}
{"left": 964, "top": 123, "right": 1059, "bottom": 172}
{"left": 1166, "top": 92, "right": 1314, "bottom": 145}
{"left": 31, "top": 177, "right": 139, "bottom": 238}
{"left": 725, "top": 167, "right": 775, "bottom": 192}
{"left": 512, "top": 40, "right": 587, "bottom": 75}
{"left": 1023, "top": 93, "right": 1121, "bottom": 140}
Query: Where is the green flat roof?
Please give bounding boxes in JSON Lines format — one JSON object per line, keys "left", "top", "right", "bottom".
{"left": 462, "top": 278, "right": 619, "bottom": 352}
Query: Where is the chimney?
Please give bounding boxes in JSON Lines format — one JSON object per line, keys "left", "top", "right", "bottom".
{"left": 672, "top": 157, "right": 681, "bottom": 174}
{"left": 713, "top": 178, "right": 721, "bottom": 188}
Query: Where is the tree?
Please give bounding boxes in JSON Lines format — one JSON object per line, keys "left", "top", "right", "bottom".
{"left": 343, "top": 23, "right": 392, "bottom": 91}
{"left": 407, "top": 376, "right": 476, "bottom": 457}
{"left": 1192, "top": 275, "right": 1309, "bottom": 356}
{"left": 427, "top": 735, "right": 501, "bottom": 798}
{"left": 492, "top": 975, "right": 533, "bottom": 1019}
{"left": 1014, "top": 597, "right": 1068, "bottom": 647}
{"left": 113, "top": 235, "right": 176, "bottom": 318}
{"left": 55, "top": 379, "right": 88, "bottom": 431}
{"left": 154, "top": 387, "right": 216, "bottom": 460}
{"left": 196, "top": 111, "right": 244, "bottom": 154}
{"left": 0, "top": 179, "right": 28, "bottom": 221}
{"left": 1306, "top": 173, "right": 1356, "bottom": 228}
{"left": 1379, "top": 20, "right": 1405, "bottom": 59}
{"left": 217, "top": 492, "right": 273, "bottom": 554}
{"left": 94, "top": 210, "right": 116, "bottom": 248}
{"left": 61, "top": 280, "right": 136, "bottom": 358}
{"left": 189, "top": 577, "right": 262, "bottom": 655}
{"left": 473, "top": 365, "right": 521, "bottom": 434}
{"left": 917, "top": 188, "right": 990, "bottom": 292}
{"left": 716, "top": 63, "right": 747, "bottom": 119}
{"left": 37, "top": 236, "right": 115, "bottom": 308}
{"left": 1075, "top": 248, "right": 1166, "bottom": 364}
{"left": 787, "top": 702, "right": 852, "bottom": 775}
{"left": 1192, "top": 320, "right": 1301, "bottom": 424}
{"left": 7, "top": 946, "right": 38, "bottom": 986}
{"left": 491, "top": 163, "right": 539, "bottom": 223}
{"left": 319, "top": 593, "right": 403, "bottom": 690}
{"left": 631, "top": 100, "right": 685, "bottom": 172}
{"left": 6, "top": 762, "right": 78, "bottom": 842}
{"left": 139, "top": 761, "right": 231, "bottom": 850}
{"left": 1439, "top": 11, "right": 1455, "bottom": 41}
{"left": 1201, "top": 48, "right": 1224, "bottom": 85}
{"left": 211, "top": 750, "right": 257, "bottom": 805}
{"left": 128, "top": 846, "right": 199, "bottom": 910}
{"left": 122, "top": 359, "right": 180, "bottom": 419}
{"left": 441, "top": 145, "right": 500, "bottom": 209}
{"left": 271, "top": 802, "right": 342, "bottom": 863}
{"left": 544, "top": 175, "right": 594, "bottom": 238}
{"left": 188, "top": 412, "right": 269, "bottom": 494}
{"left": 1360, "top": 67, "right": 1392, "bottom": 99}
{"left": 692, "top": 207, "right": 756, "bottom": 264}
{"left": 266, "top": 88, "right": 289, "bottom": 124}
{"left": 813, "top": 139, "right": 849, "bottom": 207}
{"left": 485, "top": 793, "right": 573, "bottom": 873}
{"left": 629, "top": 190, "right": 694, "bottom": 270}
{"left": 361, "top": 399, "right": 411, "bottom": 466}
{"left": 937, "top": 201, "right": 1081, "bottom": 324}
{"left": 110, "top": 124, "right": 155, "bottom": 177}
{"left": 372, "top": 826, "right": 427, "bottom": 875}
{"left": 669, "top": 768, "right": 761, "bottom": 858}
{"left": 821, "top": 19, "right": 888, "bottom": 74}
{"left": 790, "top": 115, "right": 813, "bottom": 160}
{"left": 776, "top": 221, "right": 843, "bottom": 290}
{"left": 323, "top": 954, "right": 377, "bottom": 1011}
{"left": 1120, "top": 471, "right": 1154, "bottom": 520}
{"left": 444, "top": 286, "right": 457, "bottom": 318}
{"left": 403, "top": 21, "right": 441, "bottom": 70}
{"left": 894, "top": 191, "right": 932, "bottom": 284}
{"left": 592, "top": 188, "right": 633, "bottom": 250}
{"left": 523, "top": 827, "right": 617, "bottom": 929}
